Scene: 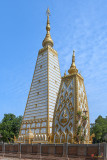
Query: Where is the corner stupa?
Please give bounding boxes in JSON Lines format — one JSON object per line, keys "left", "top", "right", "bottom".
{"left": 52, "top": 51, "right": 90, "bottom": 144}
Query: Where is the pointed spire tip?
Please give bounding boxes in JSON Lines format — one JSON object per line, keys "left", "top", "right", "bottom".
{"left": 68, "top": 50, "right": 78, "bottom": 74}
{"left": 46, "top": 8, "right": 50, "bottom": 16}
{"left": 42, "top": 8, "right": 54, "bottom": 48}
{"left": 73, "top": 50, "right": 75, "bottom": 56}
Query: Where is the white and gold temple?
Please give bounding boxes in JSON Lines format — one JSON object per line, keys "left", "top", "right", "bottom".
{"left": 52, "top": 51, "right": 90, "bottom": 144}
{"left": 17, "top": 8, "right": 61, "bottom": 143}
{"left": 16, "top": 9, "right": 90, "bottom": 144}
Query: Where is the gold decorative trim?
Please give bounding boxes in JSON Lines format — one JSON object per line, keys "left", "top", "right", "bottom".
{"left": 26, "top": 104, "right": 48, "bottom": 110}
{"left": 38, "top": 46, "right": 57, "bottom": 56}
{"left": 47, "top": 48, "right": 49, "bottom": 136}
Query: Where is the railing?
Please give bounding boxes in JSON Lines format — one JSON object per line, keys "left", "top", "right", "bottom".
{"left": 0, "top": 143, "right": 106, "bottom": 159}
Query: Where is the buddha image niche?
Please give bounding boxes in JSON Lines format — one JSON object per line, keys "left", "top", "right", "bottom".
{"left": 61, "top": 109, "right": 68, "bottom": 123}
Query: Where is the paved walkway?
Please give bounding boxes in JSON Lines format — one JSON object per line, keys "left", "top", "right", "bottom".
{"left": 0, "top": 156, "right": 86, "bottom": 160}
{"left": 0, "top": 157, "right": 31, "bottom": 160}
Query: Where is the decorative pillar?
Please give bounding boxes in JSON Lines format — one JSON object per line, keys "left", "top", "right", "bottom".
{"left": 3, "top": 143, "right": 5, "bottom": 158}
{"left": 98, "top": 143, "right": 101, "bottom": 156}
{"left": 37, "top": 143, "right": 41, "bottom": 158}
{"left": 18, "top": 143, "right": 21, "bottom": 159}
{"left": 104, "top": 143, "right": 107, "bottom": 160}
{"left": 63, "top": 143, "right": 68, "bottom": 158}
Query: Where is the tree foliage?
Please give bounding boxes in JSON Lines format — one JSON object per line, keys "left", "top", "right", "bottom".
{"left": 0, "top": 114, "right": 22, "bottom": 143}
{"left": 90, "top": 115, "right": 107, "bottom": 143}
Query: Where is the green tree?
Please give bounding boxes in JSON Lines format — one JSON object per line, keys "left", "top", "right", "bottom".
{"left": 90, "top": 115, "right": 107, "bottom": 143}
{"left": 0, "top": 114, "right": 22, "bottom": 143}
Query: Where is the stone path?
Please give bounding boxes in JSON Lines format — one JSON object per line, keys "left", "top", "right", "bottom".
{"left": 0, "top": 156, "right": 87, "bottom": 160}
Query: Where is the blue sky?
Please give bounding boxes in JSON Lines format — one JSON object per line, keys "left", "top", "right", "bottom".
{"left": 0, "top": 0, "right": 107, "bottom": 123}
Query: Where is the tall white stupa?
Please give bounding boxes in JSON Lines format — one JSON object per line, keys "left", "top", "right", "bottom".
{"left": 17, "top": 8, "right": 61, "bottom": 143}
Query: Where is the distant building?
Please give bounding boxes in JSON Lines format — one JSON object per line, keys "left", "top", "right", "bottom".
{"left": 16, "top": 9, "right": 90, "bottom": 144}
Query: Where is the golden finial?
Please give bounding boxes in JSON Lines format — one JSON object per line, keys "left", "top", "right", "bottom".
{"left": 46, "top": 8, "right": 50, "bottom": 17}
{"left": 42, "top": 8, "right": 54, "bottom": 47}
{"left": 46, "top": 8, "right": 50, "bottom": 31}
{"left": 68, "top": 50, "right": 78, "bottom": 74}
{"left": 72, "top": 50, "right": 76, "bottom": 67}
{"left": 64, "top": 70, "right": 66, "bottom": 76}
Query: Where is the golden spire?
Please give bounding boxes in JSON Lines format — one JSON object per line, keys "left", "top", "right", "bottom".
{"left": 42, "top": 8, "right": 54, "bottom": 47}
{"left": 68, "top": 50, "right": 78, "bottom": 74}
{"left": 72, "top": 50, "right": 76, "bottom": 67}
{"left": 64, "top": 70, "right": 66, "bottom": 76}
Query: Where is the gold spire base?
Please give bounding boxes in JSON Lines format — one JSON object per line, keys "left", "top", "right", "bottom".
{"left": 42, "top": 33, "right": 53, "bottom": 47}
{"left": 68, "top": 67, "right": 78, "bottom": 74}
